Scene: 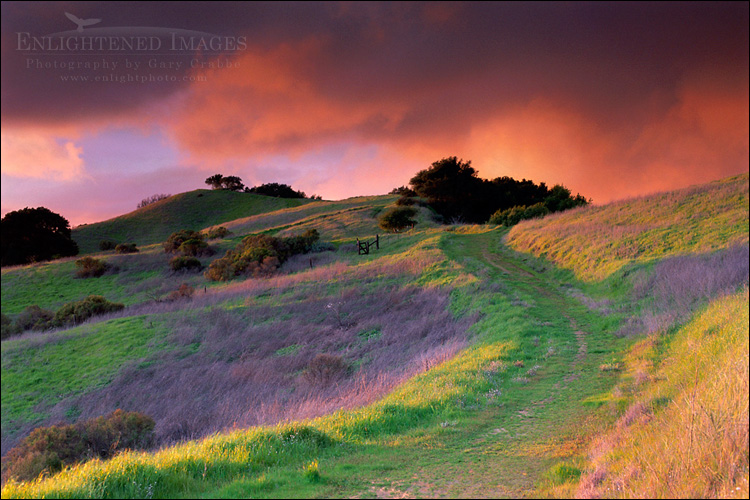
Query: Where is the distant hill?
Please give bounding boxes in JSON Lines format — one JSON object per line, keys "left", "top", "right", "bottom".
{"left": 72, "top": 190, "right": 313, "bottom": 254}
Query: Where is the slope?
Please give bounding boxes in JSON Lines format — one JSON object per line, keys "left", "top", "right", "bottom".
{"left": 2, "top": 175, "right": 747, "bottom": 498}
{"left": 71, "top": 190, "right": 313, "bottom": 254}
{"left": 506, "top": 173, "right": 749, "bottom": 281}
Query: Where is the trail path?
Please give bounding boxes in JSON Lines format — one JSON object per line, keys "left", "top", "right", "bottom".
{"left": 349, "top": 230, "right": 602, "bottom": 499}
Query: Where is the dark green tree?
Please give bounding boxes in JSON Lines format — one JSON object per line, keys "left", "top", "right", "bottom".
{"left": 220, "top": 175, "right": 245, "bottom": 191}
{"left": 205, "top": 174, "right": 224, "bottom": 189}
{"left": 409, "top": 157, "right": 486, "bottom": 222}
{"left": 1, "top": 207, "right": 79, "bottom": 266}
{"left": 246, "top": 182, "right": 306, "bottom": 198}
{"left": 378, "top": 207, "right": 418, "bottom": 232}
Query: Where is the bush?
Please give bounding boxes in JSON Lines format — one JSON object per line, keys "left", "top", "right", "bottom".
{"left": 164, "top": 230, "right": 205, "bottom": 254}
{"left": 303, "top": 353, "right": 349, "bottom": 385}
{"left": 169, "top": 256, "right": 202, "bottom": 272}
{"left": 205, "top": 229, "right": 319, "bottom": 281}
{"left": 389, "top": 185, "right": 416, "bottom": 196}
{"left": 178, "top": 239, "right": 214, "bottom": 257}
{"left": 395, "top": 196, "right": 416, "bottom": 206}
{"left": 15, "top": 305, "right": 55, "bottom": 332}
{"left": 115, "top": 243, "right": 138, "bottom": 254}
{"left": 137, "top": 193, "right": 171, "bottom": 209}
{"left": 53, "top": 295, "right": 125, "bottom": 327}
{"left": 2, "top": 409, "right": 154, "bottom": 484}
{"left": 74, "top": 256, "right": 109, "bottom": 278}
{"left": 489, "top": 202, "right": 549, "bottom": 226}
{"left": 205, "top": 226, "right": 231, "bottom": 240}
{"left": 1, "top": 313, "right": 21, "bottom": 340}
{"left": 378, "top": 206, "right": 417, "bottom": 232}
{"left": 165, "top": 283, "right": 195, "bottom": 301}
{"left": 98, "top": 240, "right": 117, "bottom": 251}
{"left": 246, "top": 182, "right": 305, "bottom": 198}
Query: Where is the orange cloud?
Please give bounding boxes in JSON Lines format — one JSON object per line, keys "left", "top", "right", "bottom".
{"left": 168, "top": 38, "right": 409, "bottom": 165}
{"left": 1, "top": 128, "right": 86, "bottom": 180}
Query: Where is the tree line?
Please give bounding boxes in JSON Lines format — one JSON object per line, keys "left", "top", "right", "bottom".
{"left": 204, "top": 174, "right": 320, "bottom": 199}
{"left": 402, "top": 156, "right": 589, "bottom": 224}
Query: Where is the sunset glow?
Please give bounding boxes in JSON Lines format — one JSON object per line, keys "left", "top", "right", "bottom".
{"left": 2, "top": 2, "right": 747, "bottom": 226}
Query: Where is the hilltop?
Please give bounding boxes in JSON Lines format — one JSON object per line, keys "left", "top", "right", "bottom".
{"left": 1, "top": 175, "right": 747, "bottom": 498}
{"left": 71, "top": 189, "right": 314, "bottom": 255}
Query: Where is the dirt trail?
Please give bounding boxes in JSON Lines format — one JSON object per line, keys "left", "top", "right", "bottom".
{"left": 368, "top": 232, "right": 595, "bottom": 498}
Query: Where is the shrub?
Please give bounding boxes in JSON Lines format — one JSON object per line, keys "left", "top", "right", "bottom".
{"left": 204, "top": 257, "right": 235, "bottom": 282}
{"left": 389, "top": 185, "right": 417, "bottom": 197}
{"left": 246, "top": 182, "right": 305, "bottom": 198}
{"left": 98, "top": 240, "right": 117, "bottom": 251}
{"left": 303, "top": 353, "right": 349, "bottom": 385}
{"left": 74, "top": 256, "right": 109, "bottom": 278}
{"left": 378, "top": 206, "right": 417, "bottom": 232}
{"left": 1, "top": 313, "right": 21, "bottom": 340}
{"left": 2, "top": 409, "right": 154, "bottom": 484}
{"left": 489, "top": 202, "right": 549, "bottom": 226}
{"left": 115, "top": 243, "right": 138, "bottom": 254}
{"left": 169, "top": 256, "right": 202, "bottom": 272}
{"left": 137, "top": 193, "right": 171, "bottom": 209}
{"left": 205, "top": 226, "right": 231, "bottom": 240}
{"left": 165, "top": 283, "right": 195, "bottom": 301}
{"left": 395, "top": 196, "right": 416, "bottom": 206}
{"left": 164, "top": 230, "right": 205, "bottom": 254}
{"left": 53, "top": 295, "right": 125, "bottom": 327}
{"left": 178, "top": 239, "right": 213, "bottom": 257}
{"left": 205, "top": 229, "right": 319, "bottom": 281}
{"left": 15, "top": 305, "right": 54, "bottom": 332}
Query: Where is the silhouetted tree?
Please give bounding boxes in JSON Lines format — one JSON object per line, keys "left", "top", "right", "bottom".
{"left": 220, "top": 176, "right": 245, "bottom": 191}
{"left": 247, "top": 182, "right": 306, "bottom": 198}
{"left": 1, "top": 207, "right": 79, "bottom": 266}
{"left": 137, "top": 193, "right": 171, "bottom": 209}
{"left": 409, "top": 157, "right": 486, "bottom": 222}
{"left": 205, "top": 174, "right": 224, "bottom": 189}
{"left": 389, "top": 185, "right": 417, "bottom": 197}
{"left": 409, "top": 157, "right": 589, "bottom": 223}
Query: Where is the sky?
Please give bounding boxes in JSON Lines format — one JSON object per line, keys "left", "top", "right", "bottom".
{"left": 1, "top": 1, "right": 748, "bottom": 226}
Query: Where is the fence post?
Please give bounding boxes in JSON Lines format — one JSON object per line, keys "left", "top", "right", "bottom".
{"left": 375, "top": 234, "right": 379, "bottom": 249}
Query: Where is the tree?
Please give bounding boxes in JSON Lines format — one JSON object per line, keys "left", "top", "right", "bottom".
{"left": 378, "top": 206, "right": 418, "bottom": 232}
{"left": 409, "top": 157, "right": 590, "bottom": 224}
{"left": 205, "top": 174, "right": 224, "bottom": 189}
{"left": 409, "top": 157, "right": 486, "bottom": 222}
{"left": 220, "top": 175, "right": 245, "bottom": 191}
{"left": 247, "top": 182, "right": 306, "bottom": 198}
{"left": 137, "top": 193, "right": 171, "bottom": 209}
{"left": 205, "top": 174, "right": 245, "bottom": 191}
{"left": 1, "top": 207, "right": 79, "bottom": 266}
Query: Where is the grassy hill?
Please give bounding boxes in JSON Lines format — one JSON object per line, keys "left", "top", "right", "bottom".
{"left": 506, "top": 173, "right": 749, "bottom": 281}
{"left": 72, "top": 190, "right": 314, "bottom": 254}
{"left": 1, "top": 175, "right": 747, "bottom": 498}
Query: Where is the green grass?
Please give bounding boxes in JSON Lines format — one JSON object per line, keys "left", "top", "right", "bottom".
{"left": 1, "top": 315, "right": 171, "bottom": 442}
{"left": 1, "top": 254, "right": 165, "bottom": 315}
{"left": 1, "top": 228, "right": 627, "bottom": 498}
{"left": 507, "top": 173, "right": 749, "bottom": 281}
{"left": 72, "top": 190, "right": 312, "bottom": 254}
{"left": 2, "top": 175, "right": 747, "bottom": 499}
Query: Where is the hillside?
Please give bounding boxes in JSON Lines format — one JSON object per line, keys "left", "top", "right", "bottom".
{"left": 1, "top": 175, "right": 748, "bottom": 498}
{"left": 72, "top": 189, "right": 314, "bottom": 254}
{"left": 506, "top": 173, "right": 749, "bottom": 281}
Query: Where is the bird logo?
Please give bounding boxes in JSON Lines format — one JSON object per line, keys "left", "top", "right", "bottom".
{"left": 65, "top": 12, "right": 101, "bottom": 33}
